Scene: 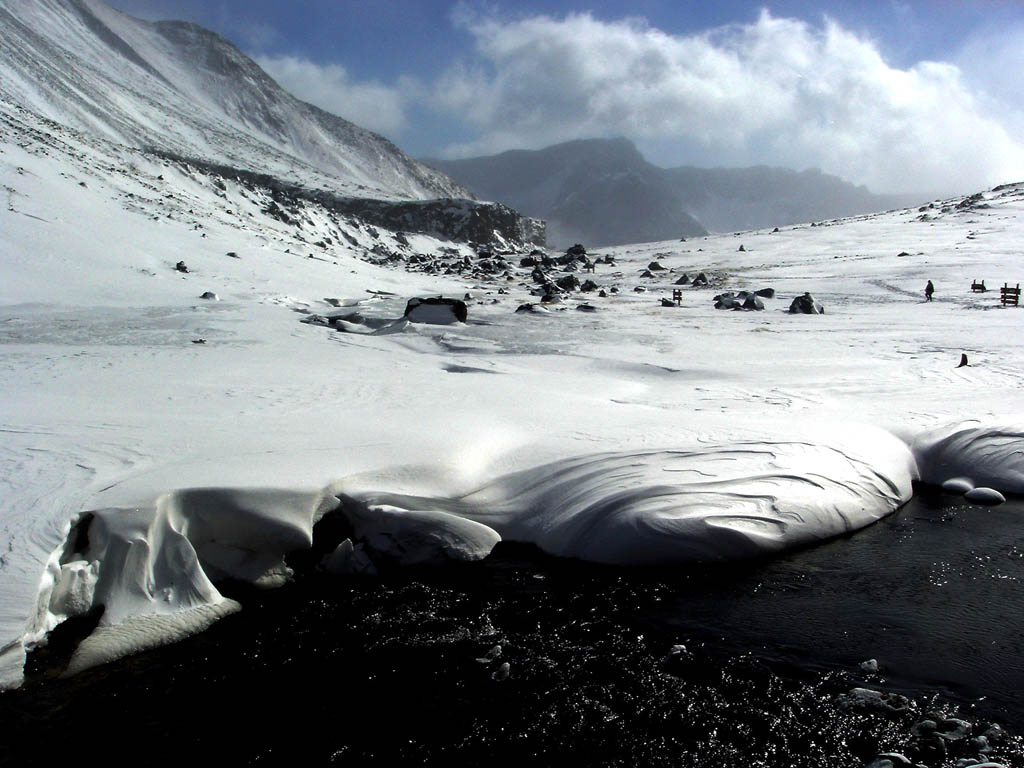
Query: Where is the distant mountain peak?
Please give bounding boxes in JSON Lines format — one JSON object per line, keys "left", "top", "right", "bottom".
{"left": 426, "top": 139, "right": 922, "bottom": 245}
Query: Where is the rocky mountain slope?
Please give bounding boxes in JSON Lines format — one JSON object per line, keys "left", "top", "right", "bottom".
{"left": 0, "top": 0, "right": 467, "bottom": 201}
{"left": 425, "top": 138, "right": 921, "bottom": 246}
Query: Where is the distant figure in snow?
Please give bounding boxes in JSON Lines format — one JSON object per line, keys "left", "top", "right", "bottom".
{"left": 925, "top": 280, "right": 934, "bottom": 301}
{"left": 957, "top": 353, "right": 969, "bottom": 368}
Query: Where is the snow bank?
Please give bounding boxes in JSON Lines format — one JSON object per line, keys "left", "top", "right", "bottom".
{"left": 912, "top": 424, "right": 1024, "bottom": 495}
{"left": 30, "top": 487, "right": 337, "bottom": 676}
{"left": 340, "top": 427, "right": 917, "bottom": 565}
{"left": 16, "top": 420, "right": 1024, "bottom": 680}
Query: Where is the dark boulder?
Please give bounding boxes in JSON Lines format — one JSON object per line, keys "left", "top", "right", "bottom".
{"left": 515, "top": 303, "right": 546, "bottom": 314}
{"left": 742, "top": 294, "right": 765, "bottom": 311}
{"left": 675, "top": 274, "right": 691, "bottom": 285}
{"left": 581, "top": 279, "right": 599, "bottom": 292}
{"left": 647, "top": 261, "right": 666, "bottom": 271}
{"left": 754, "top": 288, "right": 775, "bottom": 298}
{"left": 566, "top": 243, "right": 587, "bottom": 257}
{"left": 691, "top": 273, "right": 708, "bottom": 286}
{"left": 789, "top": 292, "right": 825, "bottom": 314}
{"left": 404, "top": 297, "right": 468, "bottom": 324}
{"left": 555, "top": 274, "right": 580, "bottom": 292}
{"left": 714, "top": 292, "right": 738, "bottom": 310}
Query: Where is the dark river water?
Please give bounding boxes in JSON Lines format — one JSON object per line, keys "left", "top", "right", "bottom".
{"left": 2, "top": 488, "right": 1022, "bottom": 766}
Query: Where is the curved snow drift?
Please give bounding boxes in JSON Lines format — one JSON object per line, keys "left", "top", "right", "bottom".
{"left": 17, "top": 423, "right": 1024, "bottom": 685}
{"left": 341, "top": 432, "right": 916, "bottom": 565}
{"left": 913, "top": 423, "right": 1024, "bottom": 495}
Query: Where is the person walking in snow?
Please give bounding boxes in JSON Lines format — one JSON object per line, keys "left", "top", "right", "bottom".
{"left": 925, "top": 280, "right": 934, "bottom": 301}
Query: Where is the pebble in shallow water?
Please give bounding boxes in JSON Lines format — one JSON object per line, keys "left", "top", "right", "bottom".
{"left": 865, "top": 753, "right": 912, "bottom": 768}
{"left": 964, "top": 487, "right": 1006, "bottom": 505}
{"left": 476, "top": 644, "right": 502, "bottom": 664}
{"left": 835, "top": 687, "right": 912, "bottom": 714}
{"left": 942, "top": 477, "right": 974, "bottom": 494}
{"left": 491, "top": 662, "right": 510, "bottom": 682}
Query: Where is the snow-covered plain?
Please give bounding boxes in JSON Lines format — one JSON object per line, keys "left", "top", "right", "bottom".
{"left": 2, "top": 97, "right": 1023, "bottom": 689}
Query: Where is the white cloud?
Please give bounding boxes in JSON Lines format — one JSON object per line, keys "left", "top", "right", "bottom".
{"left": 431, "top": 9, "right": 1024, "bottom": 195}
{"left": 955, "top": 23, "right": 1024, "bottom": 135}
{"left": 256, "top": 55, "right": 407, "bottom": 137}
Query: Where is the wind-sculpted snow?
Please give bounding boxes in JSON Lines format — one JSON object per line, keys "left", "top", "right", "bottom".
{"left": 340, "top": 431, "right": 917, "bottom": 565}
{"left": 327, "top": 504, "right": 502, "bottom": 573}
{"left": 34, "top": 488, "right": 337, "bottom": 675}
{"left": 913, "top": 424, "right": 1024, "bottom": 495}
{"left": 11, "top": 423, "right": 1024, "bottom": 684}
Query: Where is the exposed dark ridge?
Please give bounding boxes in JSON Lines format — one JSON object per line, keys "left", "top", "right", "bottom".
{"left": 148, "top": 149, "right": 544, "bottom": 247}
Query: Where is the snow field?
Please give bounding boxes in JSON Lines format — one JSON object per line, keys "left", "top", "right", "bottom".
{"left": 2, "top": 107, "right": 1023, "bottom": 687}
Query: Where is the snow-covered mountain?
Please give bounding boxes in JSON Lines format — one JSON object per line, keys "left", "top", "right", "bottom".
{"left": 0, "top": 0, "right": 467, "bottom": 201}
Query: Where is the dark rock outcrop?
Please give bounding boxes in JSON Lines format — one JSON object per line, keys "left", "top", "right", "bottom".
{"left": 789, "top": 293, "right": 825, "bottom": 314}
{"left": 404, "top": 297, "right": 468, "bottom": 324}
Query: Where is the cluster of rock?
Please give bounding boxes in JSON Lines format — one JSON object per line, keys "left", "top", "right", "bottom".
{"left": 835, "top": 685, "right": 1011, "bottom": 768}
{"left": 713, "top": 288, "right": 774, "bottom": 311}
{"left": 526, "top": 244, "right": 604, "bottom": 303}
{"left": 675, "top": 272, "right": 709, "bottom": 287}
{"left": 916, "top": 191, "right": 992, "bottom": 222}
{"left": 399, "top": 247, "right": 518, "bottom": 280}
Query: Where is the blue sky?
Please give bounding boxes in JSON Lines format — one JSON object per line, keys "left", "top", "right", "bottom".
{"left": 108, "top": 1, "right": 1024, "bottom": 194}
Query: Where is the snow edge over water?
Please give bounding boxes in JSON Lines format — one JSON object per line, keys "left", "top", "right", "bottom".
{"left": 6, "top": 422, "right": 1023, "bottom": 689}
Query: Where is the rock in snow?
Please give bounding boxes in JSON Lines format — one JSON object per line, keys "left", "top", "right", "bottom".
{"left": 789, "top": 292, "right": 825, "bottom": 314}
{"left": 404, "top": 297, "right": 468, "bottom": 324}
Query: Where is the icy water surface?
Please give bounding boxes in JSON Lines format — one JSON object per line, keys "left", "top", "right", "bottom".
{"left": 2, "top": 491, "right": 1023, "bottom": 766}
